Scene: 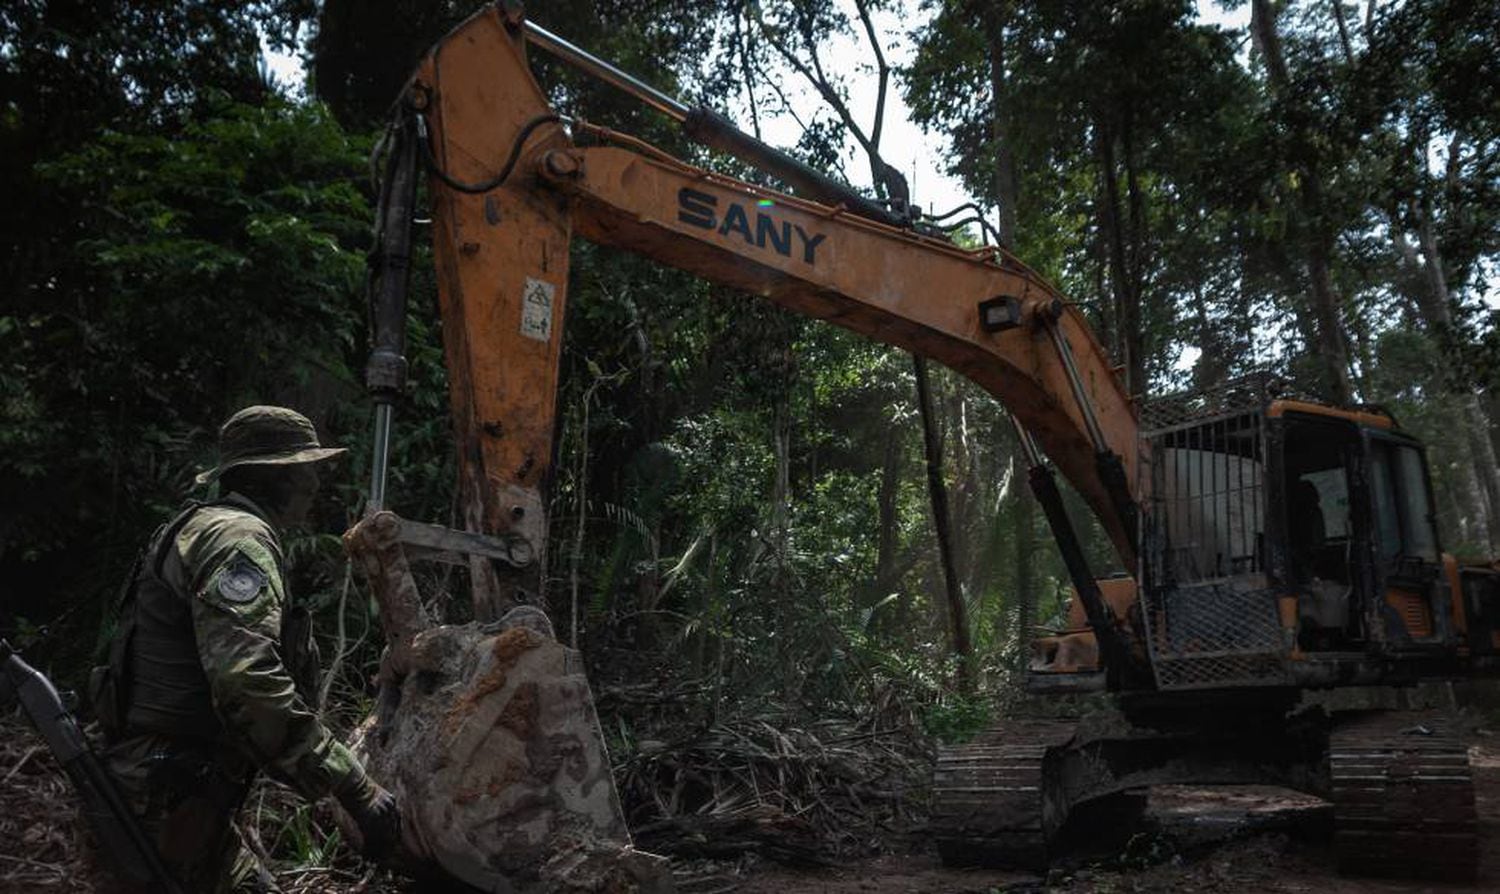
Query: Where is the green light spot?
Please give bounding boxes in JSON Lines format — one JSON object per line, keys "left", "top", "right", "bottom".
{"left": 757, "top": 199, "right": 774, "bottom": 207}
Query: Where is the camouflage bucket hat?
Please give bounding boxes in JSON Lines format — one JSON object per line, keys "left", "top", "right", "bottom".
{"left": 194, "top": 405, "right": 348, "bottom": 486}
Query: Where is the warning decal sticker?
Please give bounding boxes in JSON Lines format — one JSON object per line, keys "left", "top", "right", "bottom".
{"left": 520, "top": 277, "right": 555, "bottom": 342}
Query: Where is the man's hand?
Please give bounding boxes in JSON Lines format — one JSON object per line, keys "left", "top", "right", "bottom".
{"left": 337, "top": 773, "right": 401, "bottom": 856}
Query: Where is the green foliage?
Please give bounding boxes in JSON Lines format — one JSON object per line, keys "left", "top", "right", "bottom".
{"left": 1, "top": 94, "right": 374, "bottom": 678}
{"left": 909, "top": 0, "right": 1268, "bottom": 393}
{"left": 275, "top": 803, "right": 343, "bottom": 870}
{"left": 921, "top": 691, "right": 994, "bottom": 745}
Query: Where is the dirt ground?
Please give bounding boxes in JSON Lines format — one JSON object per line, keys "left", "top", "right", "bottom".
{"left": 710, "top": 736, "right": 1500, "bottom": 894}
{"left": 4, "top": 716, "right": 1498, "bottom": 893}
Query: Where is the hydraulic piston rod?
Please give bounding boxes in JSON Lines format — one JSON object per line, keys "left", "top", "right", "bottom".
{"left": 1041, "top": 316, "right": 1139, "bottom": 546}
{"left": 522, "top": 23, "right": 689, "bottom": 121}
{"left": 1006, "top": 415, "right": 1135, "bottom": 682}
{"left": 522, "top": 20, "right": 905, "bottom": 227}
{"left": 363, "top": 113, "right": 420, "bottom": 514}
{"left": 1043, "top": 318, "right": 1109, "bottom": 454}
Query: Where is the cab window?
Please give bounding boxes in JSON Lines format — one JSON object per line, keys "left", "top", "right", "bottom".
{"left": 1283, "top": 418, "right": 1356, "bottom": 585}
{"left": 1369, "top": 441, "right": 1438, "bottom": 563}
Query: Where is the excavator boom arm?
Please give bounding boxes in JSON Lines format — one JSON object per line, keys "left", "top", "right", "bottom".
{"left": 555, "top": 142, "right": 1138, "bottom": 559}
{"left": 385, "top": 7, "right": 1139, "bottom": 616}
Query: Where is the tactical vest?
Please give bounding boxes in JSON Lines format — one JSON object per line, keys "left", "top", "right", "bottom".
{"left": 92, "top": 499, "right": 319, "bottom": 743}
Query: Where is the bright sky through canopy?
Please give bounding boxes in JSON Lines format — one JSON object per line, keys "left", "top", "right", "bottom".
{"left": 260, "top": 2, "right": 1251, "bottom": 234}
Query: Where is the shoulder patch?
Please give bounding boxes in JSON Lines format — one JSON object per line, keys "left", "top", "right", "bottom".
{"left": 217, "top": 557, "right": 269, "bottom": 603}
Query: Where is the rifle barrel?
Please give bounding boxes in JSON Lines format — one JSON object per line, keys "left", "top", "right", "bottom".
{"left": 2, "top": 645, "right": 185, "bottom": 894}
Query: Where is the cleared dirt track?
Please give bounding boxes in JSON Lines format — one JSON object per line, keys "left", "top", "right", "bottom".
{"left": 3, "top": 714, "right": 1497, "bottom": 893}
{"left": 724, "top": 737, "right": 1500, "bottom": 894}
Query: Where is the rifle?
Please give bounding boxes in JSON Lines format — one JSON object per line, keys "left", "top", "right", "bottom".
{"left": 0, "top": 639, "right": 185, "bottom": 894}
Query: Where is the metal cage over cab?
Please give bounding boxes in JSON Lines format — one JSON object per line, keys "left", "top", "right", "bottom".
{"left": 1138, "top": 373, "right": 1294, "bottom": 690}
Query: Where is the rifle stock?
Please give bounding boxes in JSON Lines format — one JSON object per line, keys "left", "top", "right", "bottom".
{"left": 0, "top": 640, "right": 185, "bottom": 894}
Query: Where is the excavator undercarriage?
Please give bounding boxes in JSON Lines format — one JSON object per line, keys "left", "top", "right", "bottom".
{"left": 933, "top": 705, "right": 1478, "bottom": 883}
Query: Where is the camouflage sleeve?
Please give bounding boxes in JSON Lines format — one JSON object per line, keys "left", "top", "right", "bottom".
{"left": 190, "top": 536, "right": 363, "bottom": 801}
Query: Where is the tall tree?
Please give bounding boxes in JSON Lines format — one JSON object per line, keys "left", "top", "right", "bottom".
{"left": 1250, "top": 0, "right": 1357, "bottom": 402}
{"left": 1363, "top": 0, "right": 1500, "bottom": 552}
{"left": 730, "top": 0, "right": 975, "bottom": 688}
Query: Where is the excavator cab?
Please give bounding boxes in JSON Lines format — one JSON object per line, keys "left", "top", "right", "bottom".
{"left": 1031, "top": 375, "right": 1458, "bottom": 694}
{"left": 1276, "top": 405, "right": 1451, "bottom": 659}
{"left": 1129, "top": 376, "right": 1457, "bottom": 692}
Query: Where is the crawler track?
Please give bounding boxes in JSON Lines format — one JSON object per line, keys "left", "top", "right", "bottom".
{"left": 1329, "top": 712, "right": 1477, "bottom": 883}
{"left": 930, "top": 719, "right": 1074, "bottom": 869}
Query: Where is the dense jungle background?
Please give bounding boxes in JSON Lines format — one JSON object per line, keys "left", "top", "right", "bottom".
{"left": 3, "top": 0, "right": 1500, "bottom": 888}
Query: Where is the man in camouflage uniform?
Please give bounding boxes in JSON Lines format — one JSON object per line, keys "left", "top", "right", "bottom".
{"left": 92, "top": 406, "right": 399, "bottom": 893}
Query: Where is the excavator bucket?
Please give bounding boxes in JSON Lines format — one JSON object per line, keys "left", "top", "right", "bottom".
{"left": 341, "top": 512, "right": 672, "bottom": 893}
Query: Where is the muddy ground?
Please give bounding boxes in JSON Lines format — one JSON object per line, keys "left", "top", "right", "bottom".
{"left": 727, "top": 780, "right": 1492, "bottom": 893}
{"left": 721, "top": 735, "right": 1500, "bottom": 893}
{"left": 3, "top": 714, "right": 1497, "bottom": 893}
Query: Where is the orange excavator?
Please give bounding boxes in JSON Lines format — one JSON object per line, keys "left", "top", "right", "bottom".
{"left": 362, "top": 3, "right": 1500, "bottom": 883}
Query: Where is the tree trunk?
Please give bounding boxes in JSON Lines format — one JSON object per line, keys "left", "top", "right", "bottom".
{"left": 1411, "top": 193, "right": 1500, "bottom": 553}
{"left": 768, "top": 320, "right": 796, "bottom": 605}
{"left": 871, "top": 426, "right": 902, "bottom": 629}
{"left": 1095, "top": 123, "right": 1144, "bottom": 396}
{"left": 986, "top": 3, "right": 1035, "bottom": 673}
{"left": 1302, "top": 221, "right": 1356, "bottom": 403}
{"left": 1377, "top": 118, "right": 1500, "bottom": 555}
{"left": 1009, "top": 454, "right": 1036, "bottom": 672}
{"left": 913, "top": 356, "right": 973, "bottom": 691}
{"left": 1459, "top": 399, "right": 1500, "bottom": 555}
{"left": 1331, "top": 0, "right": 1356, "bottom": 64}
{"left": 1121, "top": 116, "right": 1149, "bottom": 396}
{"left": 568, "top": 388, "right": 591, "bottom": 648}
{"left": 985, "top": 2, "right": 1018, "bottom": 248}
{"left": 1264, "top": 240, "right": 1322, "bottom": 355}
{"left": 1190, "top": 283, "right": 1229, "bottom": 389}
{"left": 946, "top": 385, "right": 978, "bottom": 588}
{"left": 1387, "top": 210, "right": 1497, "bottom": 549}
{"left": 1251, "top": 0, "right": 1355, "bottom": 404}
{"left": 1250, "top": 0, "right": 1293, "bottom": 86}
{"left": 771, "top": 393, "right": 791, "bottom": 540}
